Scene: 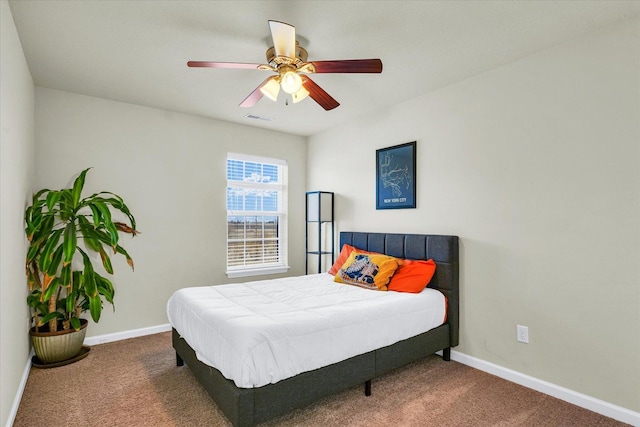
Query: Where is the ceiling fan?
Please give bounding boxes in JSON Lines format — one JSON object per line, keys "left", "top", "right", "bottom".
{"left": 187, "top": 20, "right": 383, "bottom": 111}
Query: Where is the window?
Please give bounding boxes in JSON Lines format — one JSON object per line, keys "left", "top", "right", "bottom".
{"left": 226, "top": 153, "right": 288, "bottom": 278}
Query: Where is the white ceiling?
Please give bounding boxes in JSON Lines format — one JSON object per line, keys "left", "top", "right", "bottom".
{"left": 8, "top": 0, "right": 640, "bottom": 137}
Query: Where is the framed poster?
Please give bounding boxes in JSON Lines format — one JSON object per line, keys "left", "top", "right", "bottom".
{"left": 376, "top": 141, "right": 416, "bottom": 209}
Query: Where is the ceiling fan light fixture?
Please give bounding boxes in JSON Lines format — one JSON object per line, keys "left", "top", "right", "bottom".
{"left": 260, "top": 77, "right": 281, "bottom": 102}
{"left": 292, "top": 86, "right": 310, "bottom": 104}
{"left": 188, "top": 20, "right": 383, "bottom": 111}
{"left": 280, "top": 70, "right": 302, "bottom": 94}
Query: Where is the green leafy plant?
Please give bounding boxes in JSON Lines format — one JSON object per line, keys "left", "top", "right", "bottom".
{"left": 25, "top": 168, "right": 138, "bottom": 332}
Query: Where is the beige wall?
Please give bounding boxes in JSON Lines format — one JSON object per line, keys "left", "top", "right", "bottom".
{"left": 307, "top": 18, "right": 640, "bottom": 411}
{"left": 0, "top": 1, "right": 35, "bottom": 425}
{"left": 34, "top": 88, "right": 307, "bottom": 338}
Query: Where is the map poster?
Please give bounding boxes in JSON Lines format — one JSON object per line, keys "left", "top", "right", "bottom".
{"left": 376, "top": 141, "right": 416, "bottom": 209}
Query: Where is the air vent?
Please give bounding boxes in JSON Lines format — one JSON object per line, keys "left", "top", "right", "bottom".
{"left": 244, "top": 114, "right": 274, "bottom": 122}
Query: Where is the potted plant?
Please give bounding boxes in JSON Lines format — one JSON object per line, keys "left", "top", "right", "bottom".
{"left": 25, "top": 168, "right": 138, "bottom": 365}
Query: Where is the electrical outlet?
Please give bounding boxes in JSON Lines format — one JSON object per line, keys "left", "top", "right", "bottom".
{"left": 517, "top": 325, "right": 529, "bottom": 343}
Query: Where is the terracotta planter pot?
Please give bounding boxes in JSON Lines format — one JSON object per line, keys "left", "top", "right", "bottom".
{"left": 29, "top": 319, "right": 88, "bottom": 364}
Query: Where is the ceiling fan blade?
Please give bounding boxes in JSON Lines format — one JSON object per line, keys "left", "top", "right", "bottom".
{"left": 309, "top": 59, "right": 383, "bottom": 73}
{"left": 187, "top": 61, "right": 263, "bottom": 70}
{"left": 302, "top": 76, "right": 340, "bottom": 111}
{"left": 268, "top": 20, "right": 296, "bottom": 58}
{"left": 239, "top": 77, "right": 272, "bottom": 107}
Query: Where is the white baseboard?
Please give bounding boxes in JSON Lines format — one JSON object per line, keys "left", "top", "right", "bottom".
{"left": 450, "top": 350, "right": 640, "bottom": 426}
{"left": 5, "top": 349, "right": 34, "bottom": 427}
{"left": 83, "top": 323, "right": 172, "bottom": 346}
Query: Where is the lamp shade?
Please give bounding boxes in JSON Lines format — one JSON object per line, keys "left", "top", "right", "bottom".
{"left": 307, "top": 191, "right": 333, "bottom": 222}
{"left": 260, "top": 77, "right": 280, "bottom": 101}
{"left": 281, "top": 71, "right": 303, "bottom": 94}
{"left": 292, "top": 86, "right": 310, "bottom": 103}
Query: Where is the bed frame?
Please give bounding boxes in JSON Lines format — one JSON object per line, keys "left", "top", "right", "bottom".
{"left": 172, "top": 231, "right": 459, "bottom": 426}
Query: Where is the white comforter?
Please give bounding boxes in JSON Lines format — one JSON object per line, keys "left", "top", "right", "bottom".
{"left": 167, "top": 273, "right": 446, "bottom": 388}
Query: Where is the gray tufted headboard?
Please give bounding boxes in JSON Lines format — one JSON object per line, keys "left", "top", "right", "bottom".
{"left": 339, "top": 231, "right": 459, "bottom": 348}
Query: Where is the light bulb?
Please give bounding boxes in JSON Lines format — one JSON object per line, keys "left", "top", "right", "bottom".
{"left": 280, "top": 71, "right": 302, "bottom": 94}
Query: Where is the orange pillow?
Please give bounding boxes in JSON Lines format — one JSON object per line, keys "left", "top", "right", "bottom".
{"left": 334, "top": 251, "right": 400, "bottom": 291}
{"left": 328, "top": 244, "right": 375, "bottom": 275}
{"left": 387, "top": 259, "right": 436, "bottom": 293}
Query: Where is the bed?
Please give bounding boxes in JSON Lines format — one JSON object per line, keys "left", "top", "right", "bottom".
{"left": 169, "top": 231, "right": 459, "bottom": 426}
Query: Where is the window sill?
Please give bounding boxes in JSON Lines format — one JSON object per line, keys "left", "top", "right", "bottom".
{"left": 226, "top": 265, "right": 290, "bottom": 279}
